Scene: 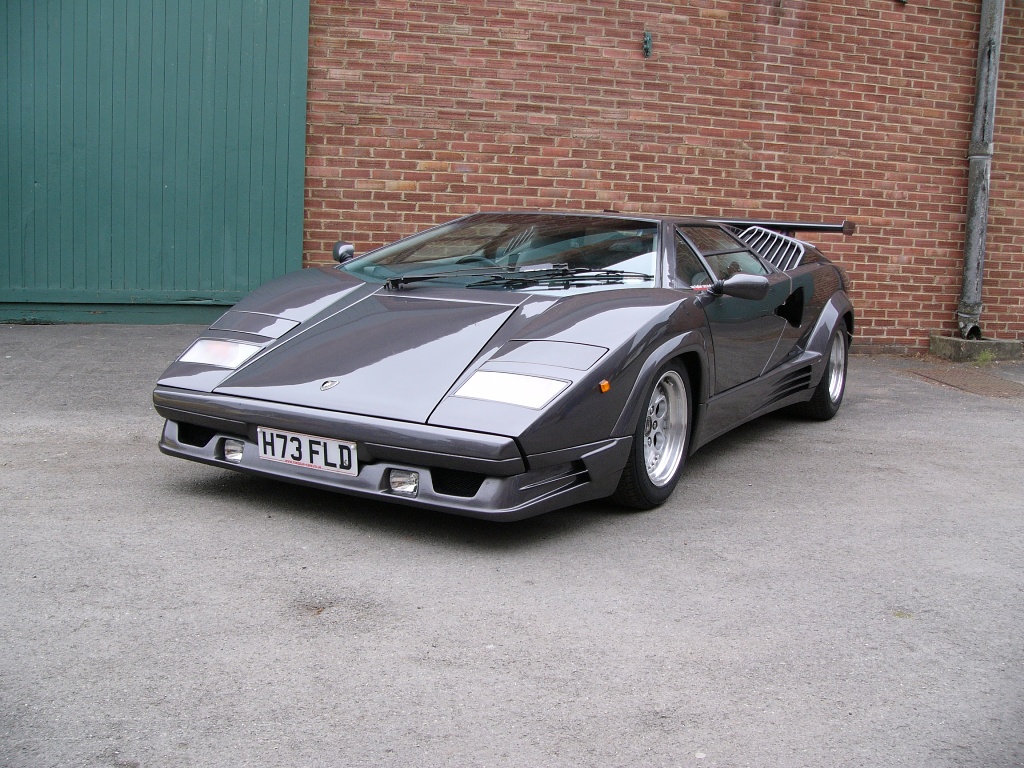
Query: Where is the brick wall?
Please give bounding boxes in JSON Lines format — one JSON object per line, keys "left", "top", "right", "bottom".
{"left": 989, "top": 4, "right": 1024, "bottom": 342}
{"left": 305, "top": 0, "right": 1023, "bottom": 351}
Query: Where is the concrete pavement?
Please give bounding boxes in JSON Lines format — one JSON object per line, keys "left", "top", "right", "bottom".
{"left": 1, "top": 323, "right": 1022, "bottom": 767}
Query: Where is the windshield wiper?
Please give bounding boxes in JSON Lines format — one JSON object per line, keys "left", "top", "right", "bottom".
{"left": 383, "top": 264, "right": 654, "bottom": 291}
{"left": 383, "top": 266, "right": 513, "bottom": 290}
{"left": 468, "top": 265, "right": 654, "bottom": 289}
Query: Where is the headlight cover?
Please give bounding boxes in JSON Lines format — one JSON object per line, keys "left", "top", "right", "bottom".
{"left": 178, "top": 339, "right": 262, "bottom": 369}
{"left": 452, "top": 371, "right": 570, "bottom": 409}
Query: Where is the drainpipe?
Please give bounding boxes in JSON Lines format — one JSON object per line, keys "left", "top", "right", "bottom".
{"left": 957, "top": 0, "right": 1006, "bottom": 340}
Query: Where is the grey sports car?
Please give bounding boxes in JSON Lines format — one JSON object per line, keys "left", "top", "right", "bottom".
{"left": 154, "top": 211, "right": 854, "bottom": 520}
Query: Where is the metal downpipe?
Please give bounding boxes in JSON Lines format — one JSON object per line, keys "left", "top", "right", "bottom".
{"left": 957, "top": 0, "right": 1006, "bottom": 340}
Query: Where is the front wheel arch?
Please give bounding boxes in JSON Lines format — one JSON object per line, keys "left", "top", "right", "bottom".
{"left": 611, "top": 335, "right": 708, "bottom": 440}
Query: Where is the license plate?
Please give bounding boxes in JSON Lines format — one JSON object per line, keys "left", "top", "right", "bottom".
{"left": 256, "top": 427, "right": 357, "bottom": 476}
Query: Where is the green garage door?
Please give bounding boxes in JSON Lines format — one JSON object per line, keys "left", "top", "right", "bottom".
{"left": 1, "top": 0, "right": 309, "bottom": 322}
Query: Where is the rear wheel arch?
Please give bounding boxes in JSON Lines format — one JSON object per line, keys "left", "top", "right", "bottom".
{"left": 676, "top": 351, "right": 703, "bottom": 412}
{"left": 800, "top": 316, "right": 850, "bottom": 420}
{"left": 843, "top": 310, "right": 854, "bottom": 340}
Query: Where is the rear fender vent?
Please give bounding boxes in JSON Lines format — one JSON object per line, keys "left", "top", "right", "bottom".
{"left": 764, "top": 366, "right": 813, "bottom": 407}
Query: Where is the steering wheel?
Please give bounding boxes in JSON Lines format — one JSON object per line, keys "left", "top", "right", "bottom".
{"left": 456, "top": 254, "right": 496, "bottom": 266}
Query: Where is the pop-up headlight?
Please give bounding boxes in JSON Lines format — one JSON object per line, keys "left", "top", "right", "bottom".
{"left": 179, "top": 339, "right": 261, "bottom": 369}
{"left": 453, "top": 371, "right": 570, "bottom": 409}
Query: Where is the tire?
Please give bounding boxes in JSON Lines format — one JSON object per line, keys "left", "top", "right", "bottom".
{"left": 801, "top": 322, "right": 849, "bottom": 420}
{"left": 613, "top": 363, "right": 692, "bottom": 510}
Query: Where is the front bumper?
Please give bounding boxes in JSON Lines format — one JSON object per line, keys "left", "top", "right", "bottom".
{"left": 154, "top": 386, "right": 630, "bottom": 521}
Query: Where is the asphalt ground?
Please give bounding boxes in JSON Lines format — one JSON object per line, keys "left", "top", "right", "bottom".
{"left": 2, "top": 323, "right": 1023, "bottom": 768}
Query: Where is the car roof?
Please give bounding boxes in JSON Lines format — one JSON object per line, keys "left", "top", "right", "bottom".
{"left": 472, "top": 210, "right": 854, "bottom": 237}
{"left": 475, "top": 210, "right": 723, "bottom": 226}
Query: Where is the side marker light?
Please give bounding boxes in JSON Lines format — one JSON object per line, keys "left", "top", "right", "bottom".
{"left": 599, "top": 380, "right": 611, "bottom": 393}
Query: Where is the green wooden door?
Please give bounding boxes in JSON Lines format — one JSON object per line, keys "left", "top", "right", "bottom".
{"left": 1, "top": 0, "right": 309, "bottom": 322}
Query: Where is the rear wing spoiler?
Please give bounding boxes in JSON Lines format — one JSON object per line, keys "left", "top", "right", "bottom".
{"left": 712, "top": 218, "right": 856, "bottom": 236}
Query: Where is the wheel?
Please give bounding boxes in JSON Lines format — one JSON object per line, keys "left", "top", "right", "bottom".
{"left": 801, "top": 322, "right": 849, "bottom": 420}
{"left": 613, "top": 364, "right": 692, "bottom": 509}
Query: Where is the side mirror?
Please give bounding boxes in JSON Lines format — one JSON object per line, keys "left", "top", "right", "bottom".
{"left": 332, "top": 241, "right": 355, "bottom": 264}
{"left": 708, "top": 274, "right": 770, "bottom": 301}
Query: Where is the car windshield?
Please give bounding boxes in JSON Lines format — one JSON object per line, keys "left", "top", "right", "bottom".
{"left": 341, "top": 213, "right": 659, "bottom": 290}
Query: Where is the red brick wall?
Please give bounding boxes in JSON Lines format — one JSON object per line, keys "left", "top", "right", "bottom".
{"left": 305, "top": 0, "right": 1023, "bottom": 351}
{"left": 989, "top": 4, "right": 1024, "bottom": 343}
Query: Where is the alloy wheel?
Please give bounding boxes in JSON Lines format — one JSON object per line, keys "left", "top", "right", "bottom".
{"left": 827, "top": 332, "right": 847, "bottom": 403}
{"left": 643, "top": 370, "right": 688, "bottom": 487}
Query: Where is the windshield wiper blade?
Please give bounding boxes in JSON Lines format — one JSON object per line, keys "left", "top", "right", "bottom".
{"left": 468, "top": 266, "right": 654, "bottom": 289}
{"left": 567, "top": 267, "right": 654, "bottom": 281}
{"left": 384, "top": 264, "right": 654, "bottom": 291}
{"left": 384, "top": 266, "right": 514, "bottom": 290}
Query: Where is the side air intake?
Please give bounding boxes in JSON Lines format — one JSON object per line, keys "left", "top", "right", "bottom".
{"left": 763, "top": 366, "right": 814, "bottom": 408}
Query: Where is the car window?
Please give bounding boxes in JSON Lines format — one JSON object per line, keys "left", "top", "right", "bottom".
{"left": 701, "top": 249, "right": 768, "bottom": 279}
{"left": 343, "top": 213, "right": 660, "bottom": 283}
{"left": 679, "top": 226, "right": 768, "bottom": 280}
{"left": 674, "top": 231, "right": 712, "bottom": 287}
{"left": 680, "top": 226, "right": 740, "bottom": 255}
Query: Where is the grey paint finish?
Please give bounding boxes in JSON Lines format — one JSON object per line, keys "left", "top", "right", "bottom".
{"left": 216, "top": 294, "right": 518, "bottom": 422}
{"left": 154, "top": 212, "right": 855, "bottom": 518}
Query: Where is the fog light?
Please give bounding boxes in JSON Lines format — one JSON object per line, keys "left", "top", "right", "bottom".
{"left": 223, "top": 439, "right": 245, "bottom": 463}
{"left": 388, "top": 469, "right": 419, "bottom": 496}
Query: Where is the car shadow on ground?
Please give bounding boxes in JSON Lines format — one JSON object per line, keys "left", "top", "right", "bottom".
{"left": 170, "top": 468, "right": 619, "bottom": 550}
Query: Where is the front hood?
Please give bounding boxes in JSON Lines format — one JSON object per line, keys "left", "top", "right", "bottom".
{"left": 214, "top": 291, "right": 519, "bottom": 422}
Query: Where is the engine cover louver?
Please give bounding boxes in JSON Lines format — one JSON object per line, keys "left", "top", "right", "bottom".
{"left": 738, "top": 226, "right": 806, "bottom": 271}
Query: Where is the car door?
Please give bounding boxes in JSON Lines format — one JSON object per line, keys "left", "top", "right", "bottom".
{"left": 676, "top": 226, "right": 790, "bottom": 393}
